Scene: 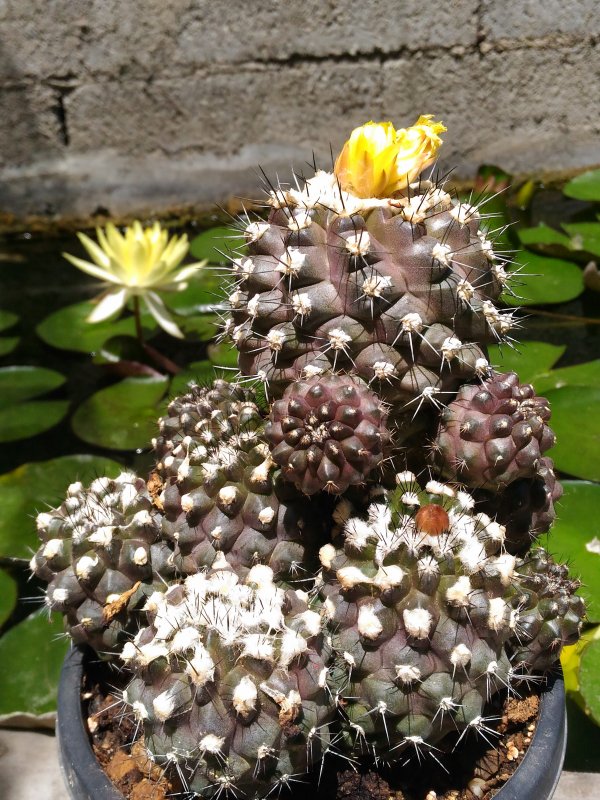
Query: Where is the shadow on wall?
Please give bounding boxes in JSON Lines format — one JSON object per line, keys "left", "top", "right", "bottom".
{"left": 0, "top": 43, "right": 68, "bottom": 217}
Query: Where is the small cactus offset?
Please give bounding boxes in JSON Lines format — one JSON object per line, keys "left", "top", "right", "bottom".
{"left": 34, "top": 117, "right": 585, "bottom": 800}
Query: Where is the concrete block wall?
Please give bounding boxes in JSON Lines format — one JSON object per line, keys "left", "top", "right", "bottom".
{"left": 0, "top": 0, "right": 599, "bottom": 221}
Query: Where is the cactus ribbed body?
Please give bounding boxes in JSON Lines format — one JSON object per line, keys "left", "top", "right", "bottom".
{"left": 318, "top": 475, "right": 583, "bottom": 758}
{"left": 432, "top": 372, "right": 556, "bottom": 491}
{"left": 226, "top": 173, "right": 513, "bottom": 424}
{"left": 31, "top": 473, "right": 174, "bottom": 653}
{"left": 122, "top": 562, "right": 333, "bottom": 797}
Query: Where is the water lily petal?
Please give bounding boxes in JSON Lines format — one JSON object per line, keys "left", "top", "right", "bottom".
{"left": 77, "top": 232, "right": 112, "bottom": 269}
{"left": 63, "top": 253, "right": 119, "bottom": 284}
{"left": 87, "top": 287, "right": 129, "bottom": 322}
{"left": 167, "top": 261, "right": 207, "bottom": 284}
{"left": 143, "top": 292, "right": 184, "bottom": 338}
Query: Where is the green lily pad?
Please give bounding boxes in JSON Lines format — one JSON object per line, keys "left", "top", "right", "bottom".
{"left": 579, "top": 636, "right": 600, "bottom": 725}
{"left": 208, "top": 341, "right": 239, "bottom": 369}
{"left": 0, "top": 569, "right": 17, "bottom": 626}
{"left": 36, "top": 300, "right": 156, "bottom": 353}
{"left": 564, "top": 169, "right": 600, "bottom": 202}
{"left": 169, "top": 268, "right": 227, "bottom": 314}
{"left": 0, "top": 366, "right": 65, "bottom": 409}
{"left": 0, "top": 337, "right": 19, "bottom": 356}
{"left": 504, "top": 252, "right": 584, "bottom": 306}
{"left": 71, "top": 375, "right": 169, "bottom": 450}
{"left": 0, "top": 609, "right": 68, "bottom": 720}
{"left": 562, "top": 222, "right": 600, "bottom": 257}
{"left": 0, "top": 455, "right": 123, "bottom": 559}
{"left": 189, "top": 226, "right": 247, "bottom": 264}
{"left": 542, "top": 387, "right": 600, "bottom": 481}
{"left": 169, "top": 361, "right": 217, "bottom": 397}
{"left": 518, "top": 224, "right": 573, "bottom": 249}
{"left": 534, "top": 360, "right": 600, "bottom": 395}
{"left": 488, "top": 341, "right": 565, "bottom": 386}
{"left": 179, "top": 314, "right": 218, "bottom": 341}
{"left": 552, "top": 481, "right": 600, "bottom": 623}
{"left": 0, "top": 311, "right": 18, "bottom": 333}
{"left": 0, "top": 400, "right": 69, "bottom": 444}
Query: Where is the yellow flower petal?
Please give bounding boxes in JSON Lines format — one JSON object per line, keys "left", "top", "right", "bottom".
{"left": 334, "top": 116, "right": 446, "bottom": 198}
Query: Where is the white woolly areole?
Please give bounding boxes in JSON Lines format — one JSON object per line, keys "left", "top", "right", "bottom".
{"left": 246, "top": 564, "right": 274, "bottom": 589}
{"left": 458, "top": 536, "right": 487, "bottom": 574}
{"left": 395, "top": 664, "right": 421, "bottom": 684}
{"left": 199, "top": 734, "right": 225, "bottom": 754}
{"left": 266, "top": 330, "right": 285, "bottom": 351}
{"left": 362, "top": 274, "right": 392, "bottom": 298}
{"left": 441, "top": 336, "right": 463, "bottom": 361}
{"left": 372, "top": 360, "right": 397, "bottom": 379}
{"left": 75, "top": 555, "right": 99, "bottom": 580}
{"left": 232, "top": 676, "right": 258, "bottom": 716}
{"left": 186, "top": 644, "right": 215, "bottom": 686}
{"left": 403, "top": 607, "right": 433, "bottom": 639}
{"left": 358, "top": 605, "right": 383, "bottom": 640}
{"left": 493, "top": 553, "right": 516, "bottom": 585}
{"left": 396, "top": 470, "right": 417, "bottom": 486}
{"left": 180, "top": 493, "right": 194, "bottom": 513}
{"left": 431, "top": 242, "right": 452, "bottom": 266}
{"left": 450, "top": 643, "right": 472, "bottom": 667}
{"left": 457, "top": 278, "right": 475, "bottom": 303}
{"left": 488, "top": 597, "right": 509, "bottom": 632}
{"left": 288, "top": 209, "right": 312, "bottom": 229}
{"left": 131, "top": 700, "right": 148, "bottom": 721}
{"left": 475, "top": 357, "right": 491, "bottom": 377}
{"left": 401, "top": 491, "right": 420, "bottom": 506}
{"left": 328, "top": 328, "right": 352, "bottom": 350}
{"left": 303, "top": 364, "right": 324, "bottom": 378}
{"left": 456, "top": 490, "right": 476, "bottom": 510}
{"left": 132, "top": 546, "right": 148, "bottom": 566}
{"left": 51, "top": 587, "right": 69, "bottom": 604}
{"left": 292, "top": 292, "right": 312, "bottom": 318}
{"left": 400, "top": 312, "right": 423, "bottom": 333}
{"left": 170, "top": 626, "right": 201, "bottom": 653}
{"left": 299, "top": 610, "right": 322, "bottom": 637}
{"left": 446, "top": 576, "right": 472, "bottom": 607}
{"left": 258, "top": 506, "right": 275, "bottom": 525}
{"left": 218, "top": 485, "right": 238, "bottom": 509}
{"left": 450, "top": 202, "right": 479, "bottom": 225}
{"left": 36, "top": 512, "right": 54, "bottom": 532}
{"left": 245, "top": 221, "right": 270, "bottom": 243}
{"left": 242, "top": 634, "right": 275, "bottom": 662}
{"left": 67, "top": 481, "right": 84, "bottom": 496}
{"left": 374, "top": 564, "right": 405, "bottom": 590}
{"left": 278, "top": 248, "right": 306, "bottom": 276}
{"left": 42, "top": 539, "right": 64, "bottom": 560}
{"left": 279, "top": 630, "right": 308, "bottom": 668}
{"left": 344, "top": 231, "right": 371, "bottom": 256}
{"left": 153, "top": 688, "right": 178, "bottom": 722}
{"left": 87, "top": 526, "right": 114, "bottom": 546}
{"left": 344, "top": 517, "right": 373, "bottom": 550}
{"left": 337, "top": 565, "right": 373, "bottom": 589}
{"left": 319, "top": 543, "right": 337, "bottom": 569}
{"left": 426, "top": 480, "right": 454, "bottom": 497}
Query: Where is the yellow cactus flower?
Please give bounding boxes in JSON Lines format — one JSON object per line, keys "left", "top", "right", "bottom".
{"left": 334, "top": 115, "right": 447, "bottom": 199}
{"left": 64, "top": 221, "right": 206, "bottom": 338}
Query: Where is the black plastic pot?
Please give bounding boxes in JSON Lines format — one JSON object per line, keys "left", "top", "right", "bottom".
{"left": 57, "top": 646, "right": 567, "bottom": 800}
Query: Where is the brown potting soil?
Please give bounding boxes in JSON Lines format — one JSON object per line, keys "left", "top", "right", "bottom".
{"left": 84, "top": 661, "right": 542, "bottom": 800}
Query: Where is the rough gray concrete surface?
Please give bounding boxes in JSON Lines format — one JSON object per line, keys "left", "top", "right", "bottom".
{"left": 0, "top": 729, "right": 599, "bottom": 799}
{"left": 0, "top": 1, "right": 599, "bottom": 220}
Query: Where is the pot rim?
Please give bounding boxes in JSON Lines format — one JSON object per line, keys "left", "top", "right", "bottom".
{"left": 57, "top": 646, "right": 566, "bottom": 800}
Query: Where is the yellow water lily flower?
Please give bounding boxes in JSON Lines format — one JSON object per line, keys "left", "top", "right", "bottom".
{"left": 64, "top": 221, "right": 206, "bottom": 338}
{"left": 334, "top": 115, "right": 447, "bottom": 199}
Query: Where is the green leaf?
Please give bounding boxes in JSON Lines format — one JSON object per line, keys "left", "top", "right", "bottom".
{"left": 0, "top": 569, "right": 17, "bottom": 626}
{"left": 544, "top": 387, "right": 600, "bottom": 481}
{"left": 562, "top": 222, "right": 600, "bottom": 257}
{"left": 169, "top": 361, "right": 217, "bottom": 397}
{"left": 0, "top": 400, "right": 69, "bottom": 444}
{"left": 189, "top": 226, "right": 247, "bottom": 264}
{"left": 71, "top": 375, "right": 168, "bottom": 450}
{"left": 0, "top": 337, "right": 19, "bottom": 356}
{"left": 518, "top": 225, "right": 573, "bottom": 249}
{"left": 504, "top": 251, "right": 585, "bottom": 306}
{"left": 564, "top": 169, "right": 600, "bottom": 202}
{"left": 534, "top": 360, "right": 600, "bottom": 394}
{"left": 179, "top": 314, "right": 218, "bottom": 341}
{"left": 488, "top": 341, "right": 565, "bottom": 385}
{"left": 36, "top": 300, "right": 155, "bottom": 353}
{"left": 0, "top": 609, "right": 68, "bottom": 718}
{"left": 552, "top": 481, "right": 600, "bottom": 622}
{"left": 0, "top": 310, "right": 18, "bottom": 333}
{"left": 169, "top": 268, "right": 226, "bottom": 314}
{"left": 0, "top": 366, "right": 65, "bottom": 409}
{"left": 0, "top": 455, "right": 123, "bottom": 559}
{"left": 579, "top": 636, "right": 600, "bottom": 725}
{"left": 208, "top": 341, "right": 239, "bottom": 369}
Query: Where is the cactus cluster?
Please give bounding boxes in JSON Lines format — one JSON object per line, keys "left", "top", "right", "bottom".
{"left": 34, "top": 118, "right": 585, "bottom": 799}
